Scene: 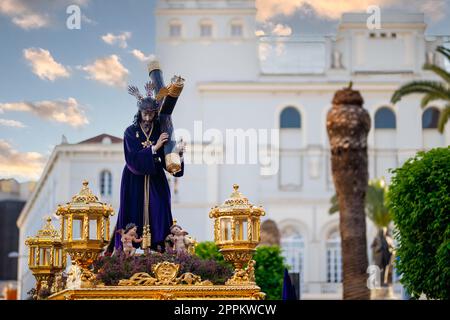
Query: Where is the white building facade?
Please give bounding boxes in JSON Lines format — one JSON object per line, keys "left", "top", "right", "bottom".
{"left": 17, "top": 0, "right": 449, "bottom": 299}
{"left": 154, "top": 0, "right": 449, "bottom": 297}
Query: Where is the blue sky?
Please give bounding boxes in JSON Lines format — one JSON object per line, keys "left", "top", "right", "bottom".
{"left": 0, "top": 0, "right": 449, "bottom": 182}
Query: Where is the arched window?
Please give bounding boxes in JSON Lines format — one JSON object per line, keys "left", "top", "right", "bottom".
{"left": 280, "top": 225, "right": 304, "bottom": 293}
{"left": 100, "top": 170, "right": 112, "bottom": 197}
{"left": 422, "top": 107, "right": 440, "bottom": 129}
{"left": 374, "top": 107, "right": 396, "bottom": 129}
{"left": 280, "top": 107, "right": 301, "bottom": 129}
{"left": 326, "top": 230, "right": 342, "bottom": 283}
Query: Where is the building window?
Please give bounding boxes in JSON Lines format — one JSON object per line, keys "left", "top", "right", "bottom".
{"left": 422, "top": 107, "right": 440, "bottom": 129}
{"left": 230, "top": 22, "right": 243, "bottom": 37}
{"left": 326, "top": 230, "right": 342, "bottom": 283}
{"left": 169, "top": 22, "right": 182, "bottom": 38}
{"left": 200, "top": 23, "right": 212, "bottom": 38}
{"left": 100, "top": 170, "right": 112, "bottom": 197}
{"left": 375, "top": 107, "right": 396, "bottom": 129}
{"left": 279, "top": 107, "right": 303, "bottom": 190}
{"left": 280, "top": 107, "right": 301, "bottom": 129}
{"left": 280, "top": 227, "right": 305, "bottom": 293}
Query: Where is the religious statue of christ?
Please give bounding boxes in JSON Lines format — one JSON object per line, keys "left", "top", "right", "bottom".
{"left": 107, "top": 61, "right": 185, "bottom": 254}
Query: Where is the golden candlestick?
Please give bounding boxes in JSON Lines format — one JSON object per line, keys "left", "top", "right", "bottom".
{"left": 56, "top": 180, "right": 114, "bottom": 288}
{"left": 25, "top": 217, "right": 65, "bottom": 298}
{"left": 209, "top": 184, "right": 265, "bottom": 285}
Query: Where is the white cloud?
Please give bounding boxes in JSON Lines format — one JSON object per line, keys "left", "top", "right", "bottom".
{"left": 0, "top": 98, "right": 89, "bottom": 127}
{"left": 0, "top": 119, "right": 26, "bottom": 128}
{"left": 81, "top": 55, "right": 129, "bottom": 88}
{"left": 255, "top": 0, "right": 448, "bottom": 22}
{"left": 272, "top": 23, "right": 292, "bottom": 36}
{"left": 81, "top": 14, "right": 97, "bottom": 25}
{"left": 0, "top": 0, "right": 48, "bottom": 29}
{"left": 101, "top": 32, "right": 132, "bottom": 49}
{"left": 0, "top": 139, "right": 46, "bottom": 180}
{"left": 130, "top": 49, "right": 155, "bottom": 62}
{"left": 255, "top": 30, "right": 266, "bottom": 36}
{"left": 23, "top": 48, "right": 70, "bottom": 81}
{"left": 0, "top": 0, "right": 91, "bottom": 29}
{"left": 12, "top": 13, "right": 48, "bottom": 29}
{"left": 420, "top": 1, "right": 447, "bottom": 22}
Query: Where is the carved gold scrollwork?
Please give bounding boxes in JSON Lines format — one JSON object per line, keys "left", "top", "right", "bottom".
{"left": 118, "top": 262, "right": 213, "bottom": 287}
{"left": 225, "top": 260, "right": 256, "bottom": 286}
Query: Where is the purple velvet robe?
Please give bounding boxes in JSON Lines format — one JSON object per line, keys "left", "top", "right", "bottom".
{"left": 114, "top": 121, "right": 184, "bottom": 251}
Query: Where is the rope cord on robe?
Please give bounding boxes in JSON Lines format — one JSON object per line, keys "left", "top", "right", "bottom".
{"left": 142, "top": 174, "right": 151, "bottom": 250}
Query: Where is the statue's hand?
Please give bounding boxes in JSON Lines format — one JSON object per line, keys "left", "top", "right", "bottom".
{"left": 154, "top": 132, "right": 169, "bottom": 151}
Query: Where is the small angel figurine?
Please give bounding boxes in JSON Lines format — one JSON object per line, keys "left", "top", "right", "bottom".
{"left": 118, "top": 223, "right": 143, "bottom": 257}
{"left": 165, "top": 224, "right": 194, "bottom": 253}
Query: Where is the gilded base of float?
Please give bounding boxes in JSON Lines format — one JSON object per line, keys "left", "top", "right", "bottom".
{"left": 48, "top": 261, "right": 265, "bottom": 300}
{"left": 48, "top": 285, "right": 265, "bottom": 300}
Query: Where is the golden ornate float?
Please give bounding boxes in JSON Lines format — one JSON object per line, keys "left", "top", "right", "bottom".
{"left": 26, "top": 182, "right": 265, "bottom": 300}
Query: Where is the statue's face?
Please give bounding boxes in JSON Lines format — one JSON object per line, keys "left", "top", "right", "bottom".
{"left": 140, "top": 110, "right": 156, "bottom": 128}
{"left": 172, "top": 226, "right": 182, "bottom": 235}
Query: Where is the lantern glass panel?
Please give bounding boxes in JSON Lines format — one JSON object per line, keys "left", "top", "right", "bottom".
{"left": 35, "top": 247, "right": 39, "bottom": 266}
{"left": 235, "top": 221, "right": 241, "bottom": 241}
{"left": 104, "top": 217, "right": 109, "bottom": 240}
{"left": 54, "top": 248, "right": 61, "bottom": 267}
{"left": 242, "top": 220, "right": 248, "bottom": 240}
{"left": 39, "top": 248, "right": 44, "bottom": 265}
{"left": 221, "top": 218, "right": 231, "bottom": 241}
{"left": 89, "top": 219, "right": 97, "bottom": 240}
{"left": 40, "top": 248, "right": 50, "bottom": 266}
{"left": 59, "top": 249, "right": 63, "bottom": 267}
{"left": 46, "top": 248, "right": 51, "bottom": 266}
{"left": 73, "top": 218, "right": 83, "bottom": 240}
{"left": 252, "top": 219, "right": 258, "bottom": 241}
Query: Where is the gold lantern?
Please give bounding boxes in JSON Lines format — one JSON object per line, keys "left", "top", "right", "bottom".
{"left": 209, "top": 184, "right": 265, "bottom": 284}
{"left": 25, "top": 217, "right": 65, "bottom": 297}
{"left": 56, "top": 180, "right": 114, "bottom": 287}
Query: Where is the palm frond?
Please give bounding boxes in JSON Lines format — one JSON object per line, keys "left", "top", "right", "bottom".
{"left": 329, "top": 194, "right": 339, "bottom": 214}
{"left": 391, "top": 81, "right": 450, "bottom": 104}
{"left": 420, "top": 93, "right": 443, "bottom": 108}
{"left": 436, "top": 45, "right": 450, "bottom": 62}
{"left": 437, "top": 105, "right": 450, "bottom": 133}
{"left": 423, "top": 63, "right": 450, "bottom": 84}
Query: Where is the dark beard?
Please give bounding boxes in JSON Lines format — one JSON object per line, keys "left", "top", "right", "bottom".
{"left": 141, "top": 121, "right": 152, "bottom": 134}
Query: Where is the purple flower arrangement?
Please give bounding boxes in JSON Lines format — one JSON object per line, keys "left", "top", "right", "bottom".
{"left": 93, "top": 249, "right": 234, "bottom": 286}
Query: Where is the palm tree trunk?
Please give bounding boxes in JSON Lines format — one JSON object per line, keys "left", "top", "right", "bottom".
{"left": 326, "top": 84, "right": 371, "bottom": 299}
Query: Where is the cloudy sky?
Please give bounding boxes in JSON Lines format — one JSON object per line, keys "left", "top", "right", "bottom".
{"left": 0, "top": 0, "right": 449, "bottom": 182}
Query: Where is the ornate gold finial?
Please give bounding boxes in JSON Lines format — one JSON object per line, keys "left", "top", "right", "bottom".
{"left": 173, "top": 219, "right": 178, "bottom": 225}
{"left": 33, "top": 216, "right": 60, "bottom": 240}
{"left": 70, "top": 180, "right": 100, "bottom": 204}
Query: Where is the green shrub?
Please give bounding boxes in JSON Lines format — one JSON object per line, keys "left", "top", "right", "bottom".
{"left": 195, "top": 242, "right": 286, "bottom": 300}
{"left": 194, "top": 241, "right": 228, "bottom": 266}
{"left": 387, "top": 147, "right": 450, "bottom": 299}
{"left": 253, "top": 246, "right": 286, "bottom": 300}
